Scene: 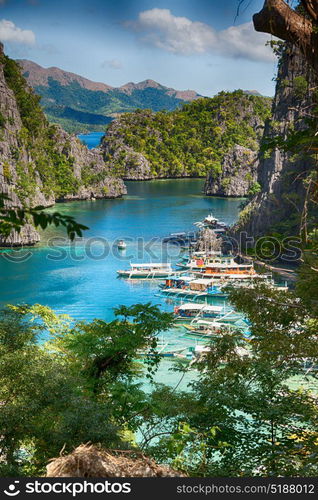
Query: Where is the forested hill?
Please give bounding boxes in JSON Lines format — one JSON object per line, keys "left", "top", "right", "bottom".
{"left": 101, "top": 91, "right": 272, "bottom": 181}
{"left": 0, "top": 45, "right": 126, "bottom": 246}
{"left": 18, "top": 59, "right": 201, "bottom": 133}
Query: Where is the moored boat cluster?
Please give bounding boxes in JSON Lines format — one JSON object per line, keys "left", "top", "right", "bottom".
{"left": 116, "top": 213, "right": 288, "bottom": 362}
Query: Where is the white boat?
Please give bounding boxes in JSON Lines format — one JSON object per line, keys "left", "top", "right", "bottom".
{"left": 117, "top": 240, "right": 127, "bottom": 250}
{"left": 204, "top": 213, "right": 219, "bottom": 226}
{"left": 161, "top": 276, "right": 228, "bottom": 298}
{"left": 117, "top": 262, "right": 173, "bottom": 279}
{"left": 180, "top": 254, "right": 255, "bottom": 274}
{"left": 174, "top": 303, "right": 223, "bottom": 321}
{"left": 183, "top": 319, "right": 239, "bottom": 337}
{"left": 193, "top": 344, "right": 250, "bottom": 362}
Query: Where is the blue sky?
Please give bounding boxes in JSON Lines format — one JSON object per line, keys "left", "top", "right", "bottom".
{"left": 0, "top": 0, "right": 278, "bottom": 96}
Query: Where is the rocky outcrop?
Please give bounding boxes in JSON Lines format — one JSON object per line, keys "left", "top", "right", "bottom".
{"left": 0, "top": 44, "right": 126, "bottom": 246}
{"left": 1, "top": 224, "right": 41, "bottom": 247}
{"left": 53, "top": 128, "right": 127, "bottom": 200}
{"left": 101, "top": 120, "right": 153, "bottom": 180}
{"left": 204, "top": 145, "right": 258, "bottom": 197}
{"left": 59, "top": 177, "right": 127, "bottom": 201}
{"left": 234, "top": 44, "right": 317, "bottom": 238}
{"left": 101, "top": 93, "right": 271, "bottom": 181}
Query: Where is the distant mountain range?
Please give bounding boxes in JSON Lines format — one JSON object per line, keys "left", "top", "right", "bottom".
{"left": 17, "top": 60, "right": 202, "bottom": 133}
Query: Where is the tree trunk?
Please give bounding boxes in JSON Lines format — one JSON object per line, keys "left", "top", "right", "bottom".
{"left": 253, "top": 0, "right": 318, "bottom": 74}
{"left": 301, "top": 0, "right": 318, "bottom": 21}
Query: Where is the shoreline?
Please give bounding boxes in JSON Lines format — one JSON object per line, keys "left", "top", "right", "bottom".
{"left": 239, "top": 253, "right": 298, "bottom": 282}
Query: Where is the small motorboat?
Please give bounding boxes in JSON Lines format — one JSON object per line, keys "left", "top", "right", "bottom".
{"left": 117, "top": 240, "right": 127, "bottom": 250}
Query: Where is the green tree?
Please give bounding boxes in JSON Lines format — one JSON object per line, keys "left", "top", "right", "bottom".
{"left": 145, "top": 283, "right": 318, "bottom": 476}
{"left": 0, "top": 307, "right": 118, "bottom": 475}
{"left": 0, "top": 303, "right": 174, "bottom": 475}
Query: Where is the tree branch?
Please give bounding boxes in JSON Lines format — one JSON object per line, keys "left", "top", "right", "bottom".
{"left": 253, "top": 0, "right": 318, "bottom": 73}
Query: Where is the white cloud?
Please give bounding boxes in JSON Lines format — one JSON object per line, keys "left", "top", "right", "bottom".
{"left": 101, "top": 58, "right": 123, "bottom": 70}
{"left": 125, "top": 8, "right": 274, "bottom": 63}
{"left": 0, "top": 19, "right": 36, "bottom": 45}
{"left": 218, "top": 22, "right": 274, "bottom": 62}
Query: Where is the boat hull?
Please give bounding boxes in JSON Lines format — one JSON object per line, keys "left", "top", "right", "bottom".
{"left": 118, "top": 270, "right": 172, "bottom": 278}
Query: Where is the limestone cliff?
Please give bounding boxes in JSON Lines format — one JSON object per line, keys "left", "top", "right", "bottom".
{"left": 100, "top": 93, "right": 271, "bottom": 181}
{"left": 204, "top": 145, "right": 259, "bottom": 197}
{"left": 234, "top": 44, "right": 317, "bottom": 238}
{"left": 0, "top": 45, "right": 126, "bottom": 246}
{"left": 101, "top": 117, "right": 153, "bottom": 180}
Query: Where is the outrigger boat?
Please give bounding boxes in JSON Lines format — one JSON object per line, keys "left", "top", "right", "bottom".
{"left": 160, "top": 269, "right": 288, "bottom": 299}
{"left": 162, "top": 232, "right": 197, "bottom": 246}
{"left": 173, "top": 302, "right": 244, "bottom": 324}
{"left": 173, "top": 303, "right": 223, "bottom": 321}
{"left": 117, "top": 262, "right": 173, "bottom": 279}
{"left": 178, "top": 253, "right": 255, "bottom": 274}
{"left": 138, "top": 343, "right": 189, "bottom": 358}
{"left": 161, "top": 277, "right": 228, "bottom": 299}
{"left": 182, "top": 320, "right": 239, "bottom": 337}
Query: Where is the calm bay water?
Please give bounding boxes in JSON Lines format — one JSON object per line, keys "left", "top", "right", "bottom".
{"left": 0, "top": 179, "right": 242, "bottom": 322}
{"left": 78, "top": 131, "right": 105, "bottom": 149}
{"left": 0, "top": 130, "right": 244, "bottom": 386}
{"left": 0, "top": 171, "right": 243, "bottom": 387}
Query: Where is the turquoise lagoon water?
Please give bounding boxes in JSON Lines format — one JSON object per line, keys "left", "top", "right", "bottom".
{"left": 0, "top": 179, "right": 242, "bottom": 321}
{"left": 78, "top": 131, "right": 105, "bottom": 149}
{"left": 0, "top": 179, "right": 242, "bottom": 387}
{"left": 0, "top": 134, "right": 244, "bottom": 387}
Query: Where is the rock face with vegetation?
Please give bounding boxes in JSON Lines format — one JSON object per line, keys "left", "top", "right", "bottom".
{"left": 204, "top": 145, "right": 259, "bottom": 197}
{"left": 0, "top": 45, "right": 126, "bottom": 246}
{"left": 235, "top": 44, "right": 318, "bottom": 238}
{"left": 101, "top": 91, "right": 271, "bottom": 181}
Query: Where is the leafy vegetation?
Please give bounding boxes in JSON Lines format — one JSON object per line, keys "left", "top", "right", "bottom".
{"left": 103, "top": 91, "right": 271, "bottom": 178}
{"left": 0, "top": 193, "right": 88, "bottom": 240}
{"left": 32, "top": 78, "right": 193, "bottom": 133}
{"left": 0, "top": 303, "right": 173, "bottom": 476}
{"left": 1, "top": 280, "right": 317, "bottom": 477}
{"left": 0, "top": 54, "right": 115, "bottom": 211}
{"left": 1, "top": 54, "right": 46, "bottom": 139}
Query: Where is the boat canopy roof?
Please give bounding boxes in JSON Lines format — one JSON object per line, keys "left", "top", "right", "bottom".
{"left": 130, "top": 263, "right": 172, "bottom": 269}
{"left": 179, "top": 303, "right": 222, "bottom": 312}
{"left": 195, "top": 345, "right": 211, "bottom": 353}
{"left": 195, "top": 320, "right": 231, "bottom": 327}
{"left": 178, "top": 303, "right": 206, "bottom": 311}
{"left": 190, "top": 279, "right": 216, "bottom": 285}
{"left": 169, "top": 275, "right": 193, "bottom": 281}
{"left": 191, "top": 251, "right": 223, "bottom": 257}
{"left": 204, "top": 263, "right": 252, "bottom": 269}
{"left": 201, "top": 305, "right": 223, "bottom": 312}
{"left": 218, "top": 273, "right": 267, "bottom": 279}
